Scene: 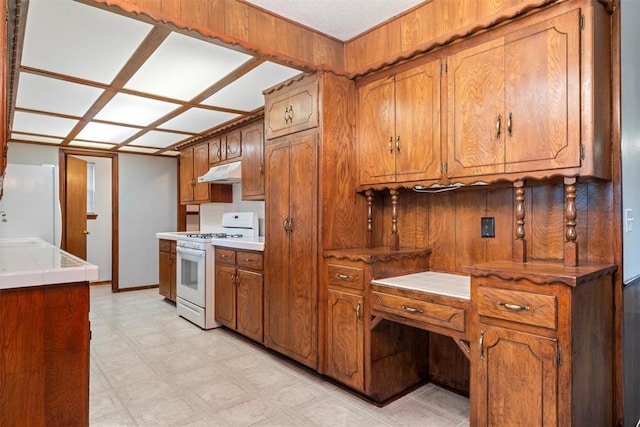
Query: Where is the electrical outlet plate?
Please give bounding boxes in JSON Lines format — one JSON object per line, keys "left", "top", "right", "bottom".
{"left": 481, "top": 217, "right": 495, "bottom": 238}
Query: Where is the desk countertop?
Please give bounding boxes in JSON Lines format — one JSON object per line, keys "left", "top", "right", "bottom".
{"left": 371, "top": 271, "right": 471, "bottom": 300}
{"left": 0, "top": 238, "right": 99, "bottom": 290}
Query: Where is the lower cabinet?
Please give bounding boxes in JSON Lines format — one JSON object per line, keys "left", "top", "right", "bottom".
{"left": 321, "top": 248, "right": 431, "bottom": 403}
{"left": 215, "top": 247, "right": 264, "bottom": 343}
{"left": 470, "top": 261, "right": 616, "bottom": 427}
{"left": 158, "top": 239, "right": 176, "bottom": 301}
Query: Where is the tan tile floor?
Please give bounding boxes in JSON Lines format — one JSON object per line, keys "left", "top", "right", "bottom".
{"left": 89, "top": 285, "right": 470, "bottom": 426}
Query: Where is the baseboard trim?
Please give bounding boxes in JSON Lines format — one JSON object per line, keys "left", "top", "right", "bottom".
{"left": 116, "top": 284, "right": 159, "bottom": 293}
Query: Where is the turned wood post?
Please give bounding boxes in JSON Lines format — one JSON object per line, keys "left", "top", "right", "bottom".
{"left": 365, "top": 189, "right": 374, "bottom": 249}
{"left": 564, "top": 177, "right": 578, "bottom": 266}
{"left": 390, "top": 189, "right": 400, "bottom": 251}
{"left": 513, "top": 180, "right": 527, "bottom": 262}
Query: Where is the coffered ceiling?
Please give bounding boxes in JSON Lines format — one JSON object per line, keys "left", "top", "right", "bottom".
{"left": 8, "top": 0, "right": 425, "bottom": 156}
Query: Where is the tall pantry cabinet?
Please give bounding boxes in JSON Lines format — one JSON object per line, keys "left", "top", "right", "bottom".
{"left": 263, "top": 72, "right": 365, "bottom": 369}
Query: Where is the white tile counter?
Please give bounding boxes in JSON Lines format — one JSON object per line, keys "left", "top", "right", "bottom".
{"left": 0, "top": 238, "right": 99, "bottom": 289}
{"left": 371, "top": 271, "right": 471, "bottom": 300}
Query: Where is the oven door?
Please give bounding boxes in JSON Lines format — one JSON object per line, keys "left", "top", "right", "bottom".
{"left": 176, "top": 246, "right": 206, "bottom": 307}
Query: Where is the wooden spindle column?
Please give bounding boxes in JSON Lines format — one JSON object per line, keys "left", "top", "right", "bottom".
{"left": 365, "top": 190, "right": 374, "bottom": 249}
{"left": 390, "top": 189, "right": 400, "bottom": 251}
{"left": 513, "top": 180, "right": 527, "bottom": 262}
{"left": 564, "top": 177, "right": 578, "bottom": 266}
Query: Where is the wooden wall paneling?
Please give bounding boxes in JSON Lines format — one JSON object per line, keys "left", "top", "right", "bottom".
{"left": 206, "top": 0, "right": 226, "bottom": 33}
{"left": 529, "top": 184, "right": 564, "bottom": 260}
{"left": 623, "top": 279, "right": 640, "bottom": 426}
{"left": 486, "top": 187, "right": 514, "bottom": 263}
{"left": 179, "top": 0, "right": 209, "bottom": 28}
{"left": 396, "top": 190, "right": 418, "bottom": 249}
{"left": 313, "top": 33, "right": 344, "bottom": 70}
{"left": 224, "top": 0, "right": 248, "bottom": 41}
{"left": 574, "top": 182, "right": 589, "bottom": 264}
{"left": 345, "top": 36, "right": 367, "bottom": 77}
{"left": 248, "top": 7, "right": 277, "bottom": 50}
{"left": 415, "top": 193, "right": 430, "bottom": 249}
{"left": 364, "top": 20, "right": 402, "bottom": 68}
{"left": 436, "top": 0, "right": 478, "bottom": 37}
{"left": 160, "top": 0, "right": 180, "bottom": 21}
{"left": 276, "top": 19, "right": 314, "bottom": 64}
{"left": 428, "top": 332, "right": 470, "bottom": 395}
{"left": 585, "top": 181, "right": 615, "bottom": 264}
{"left": 455, "top": 190, "right": 488, "bottom": 272}
{"left": 400, "top": 1, "right": 437, "bottom": 53}
{"left": 428, "top": 191, "right": 458, "bottom": 272}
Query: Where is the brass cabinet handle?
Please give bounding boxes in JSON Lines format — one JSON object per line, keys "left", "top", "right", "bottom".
{"left": 356, "top": 303, "right": 361, "bottom": 321}
{"left": 284, "top": 106, "right": 289, "bottom": 124}
{"left": 283, "top": 217, "right": 289, "bottom": 231}
{"left": 401, "top": 304, "right": 423, "bottom": 314}
{"left": 83, "top": 230, "right": 90, "bottom": 235}
{"left": 507, "top": 112, "right": 513, "bottom": 137}
{"left": 288, "top": 105, "right": 294, "bottom": 122}
{"left": 496, "top": 114, "right": 502, "bottom": 139}
{"left": 288, "top": 217, "right": 294, "bottom": 232}
{"left": 498, "top": 301, "right": 530, "bottom": 311}
{"left": 396, "top": 135, "right": 400, "bottom": 153}
{"left": 336, "top": 273, "right": 353, "bottom": 281}
{"left": 479, "top": 331, "right": 485, "bottom": 360}
{"left": 388, "top": 136, "right": 393, "bottom": 154}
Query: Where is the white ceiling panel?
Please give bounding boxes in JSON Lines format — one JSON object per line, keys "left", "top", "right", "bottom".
{"left": 125, "top": 32, "right": 252, "bottom": 101}
{"left": 202, "top": 62, "right": 301, "bottom": 111}
{"left": 15, "top": 72, "right": 104, "bottom": 116}
{"left": 94, "top": 93, "right": 181, "bottom": 127}
{"left": 69, "top": 141, "right": 117, "bottom": 149}
{"left": 11, "top": 133, "right": 63, "bottom": 145}
{"left": 12, "top": 111, "right": 78, "bottom": 137}
{"left": 160, "top": 151, "right": 181, "bottom": 157}
{"left": 21, "top": 0, "right": 153, "bottom": 84}
{"left": 76, "top": 122, "right": 141, "bottom": 143}
{"left": 159, "top": 108, "right": 239, "bottom": 133}
{"left": 118, "top": 146, "right": 162, "bottom": 154}
{"left": 128, "top": 131, "right": 190, "bottom": 148}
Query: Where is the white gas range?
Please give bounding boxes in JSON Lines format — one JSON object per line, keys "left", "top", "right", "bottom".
{"left": 172, "top": 212, "right": 262, "bottom": 329}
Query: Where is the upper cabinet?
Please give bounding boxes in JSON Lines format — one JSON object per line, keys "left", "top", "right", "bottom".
{"left": 241, "top": 121, "right": 265, "bottom": 200}
{"left": 358, "top": 60, "right": 442, "bottom": 186}
{"left": 447, "top": 9, "right": 580, "bottom": 179}
{"left": 180, "top": 142, "right": 232, "bottom": 205}
{"left": 265, "top": 78, "right": 318, "bottom": 140}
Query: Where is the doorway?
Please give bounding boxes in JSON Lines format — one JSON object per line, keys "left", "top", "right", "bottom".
{"left": 60, "top": 148, "right": 119, "bottom": 292}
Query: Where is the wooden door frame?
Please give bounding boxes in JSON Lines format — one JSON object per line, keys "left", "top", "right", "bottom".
{"left": 60, "top": 148, "right": 119, "bottom": 292}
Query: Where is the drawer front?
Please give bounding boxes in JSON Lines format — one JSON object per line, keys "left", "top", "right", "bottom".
{"left": 478, "top": 287, "right": 557, "bottom": 330}
{"left": 215, "top": 248, "right": 236, "bottom": 264}
{"left": 237, "top": 251, "right": 263, "bottom": 270}
{"left": 265, "top": 79, "right": 318, "bottom": 139}
{"left": 327, "top": 264, "right": 364, "bottom": 291}
{"left": 159, "top": 239, "right": 171, "bottom": 252}
{"left": 371, "top": 291, "right": 466, "bottom": 332}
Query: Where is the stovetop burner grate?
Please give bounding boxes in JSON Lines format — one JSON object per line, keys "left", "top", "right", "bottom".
{"left": 186, "top": 232, "right": 244, "bottom": 239}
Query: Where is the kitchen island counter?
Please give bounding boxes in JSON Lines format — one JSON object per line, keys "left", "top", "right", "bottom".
{"left": 0, "top": 237, "right": 99, "bottom": 289}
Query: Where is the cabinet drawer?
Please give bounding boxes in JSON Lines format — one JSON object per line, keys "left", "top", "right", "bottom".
{"left": 159, "top": 239, "right": 171, "bottom": 252}
{"left": 216, "top": 248, "right": 236, "bottom": 264}
{"left": 478, "top": 287, "right": 557, "bottom": 330}
{"left": 327, "top": 264, "right": 364, "bottom": 290}
{"left": 371, "top": 291, "right": 466, "bottom": 332}
{"left": 265, "top": 79, "right": 318, "bottom": 139}
{"left": 237, "top": 251, "right": 263, "bottom": 270}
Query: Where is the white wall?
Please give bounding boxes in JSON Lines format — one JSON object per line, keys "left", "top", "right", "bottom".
{"left": 78, "top": 155, "right": 112, "bottom": 282}
{"left": 119, "top": 153, "right": 177, "bottom": 288}
{"left": 200, "top": 183, "right": 265, "bottom": 235}
{"left": 7, "top": 142, "right": 59, "bottom": 165}
{"left": 622, "top": 0, "right": 640, "bottom": 283}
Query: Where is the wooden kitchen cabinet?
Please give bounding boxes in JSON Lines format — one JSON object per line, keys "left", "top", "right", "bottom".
{"left": 241, "top": 120, "right": 265, "bottom": 200}
{"left": 358, "top": 59, "right": 441, "bottom": 186}
{"left": 208, "top": 136, "right": 223, "bottom": 164}
{"left": 469, "top": 261, "right": 616, "bottom": 426}
{"left": 180, "top": 142, "right": 232, "bottom": 205}
{"left": 214, "top": 247, "right": 264, "bottom": 343}
{"left": 265, "top": 77, "right": 318, "bottom": 140}
{"left": 158, "top": 239, "right": 176, "bottom": 301}
{"left": 446, "top": 4, "right": 609, "bottom": 181}
{"left": 223, "top": 129, "right": 242, "bottom": 160}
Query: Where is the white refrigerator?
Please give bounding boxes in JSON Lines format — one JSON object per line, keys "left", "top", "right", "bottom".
{"left": 0, "top": 164, "right": 62, "bottom": 246}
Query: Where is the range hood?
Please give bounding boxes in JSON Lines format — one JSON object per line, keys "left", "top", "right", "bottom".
{"left": 198, "top": 161, "right": 242, "bottom": 184}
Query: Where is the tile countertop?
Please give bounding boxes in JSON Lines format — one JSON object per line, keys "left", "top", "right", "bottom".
{"left": 371, "top": 271, "right": 471, "bottom": 300}
{"left": 0, "top": 237, "right": 99, "bottom": 290}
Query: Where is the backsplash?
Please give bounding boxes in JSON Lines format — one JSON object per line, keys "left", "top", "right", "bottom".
{"left": 200, "top": 184, "right": 265, "bottom": 235}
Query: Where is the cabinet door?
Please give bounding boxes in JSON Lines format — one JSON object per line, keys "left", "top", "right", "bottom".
{"left": 214, "top": 265, "right": 237, "bottom": 328}
{"left": 504, "top": 9, "right": 580, "bottom": 173}
{"left": 236, "top": 269, "right": 263, "bottom": 342}
{"left": 287, "top": 134, "right": 318, "bottom": 368}
{"left": 179, "top": 148, "right": 194, "bottom": 204}
{"left": 475, "top": 325, "right": 558, "bottom": 426}
{"left": 224, "top": 130, "right": 242, "bottom": 160}
{"left": 169, "top": 242, "right": 176, "bottom": 301}
{"left": 265, "top": 79, "right": 318, "bottom": 139}
{"left": 192, "top": 143, "right": 210, "bottom": 202}
{"left": 394, "top": 60, "right": 442, "bottom": 183}
{"left": 264, "top": 139, "right": 292, "bottom": 353}
{"left": 357, "top": 76, "right": 396, "bottom": 185}
{"left": 326, "top": 289, "right": 364, "bottom": 391}
{"left": 241, "top": 122, "right": 265, "bottom": 200}
{"left": 209, "top": 137, "right": 222, "bottom": 164}
{"left": 447, "top": 38, "right": 506, "bottom": 178}
{"left": 158, "top": 246, "right": 171, "bottom": 299}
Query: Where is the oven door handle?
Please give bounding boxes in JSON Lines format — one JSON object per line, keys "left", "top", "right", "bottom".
{"left": 176, "top": 246, "right": 206, "bottom": 257}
